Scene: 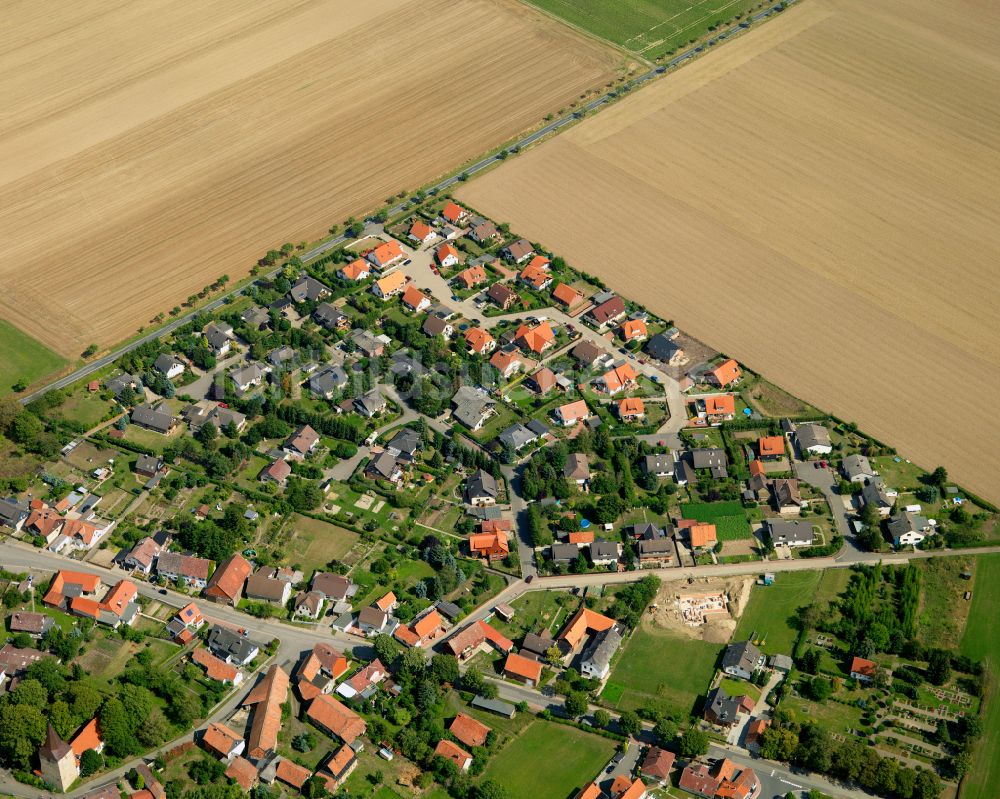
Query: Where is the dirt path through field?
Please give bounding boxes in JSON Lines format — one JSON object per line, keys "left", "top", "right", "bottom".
{"left": 0, "top": 0, "right": 619, "bottom": 357}
{"left": 457, "top": 0, "right": 1000, "bottom": 503}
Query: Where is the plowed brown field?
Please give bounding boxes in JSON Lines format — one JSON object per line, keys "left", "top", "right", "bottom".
{"left": 458, "top": 0, "right": 1000, "bottom": 502}
{"left": 0, "top": 0, "right": 619, "bottom": 357}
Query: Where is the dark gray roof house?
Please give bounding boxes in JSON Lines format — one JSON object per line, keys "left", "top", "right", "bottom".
{"left": 423, "top": 315, "right": 452, "bottom": 338}
{"left": 860, "top": 479, "right": 894, "bottom": 513}
{"left": 631, "top": 522, "right": 665, "bottom": 540}
{"left": 354, "top": 389, "right": 386, "bottom": 417}
{"left": 550, "top": 543, "right": 579, "bottom": 564}
{"left": 268, "top": 346, "right": 297, "bottom": 369}
{"left": 153, "top": 353, "right": 185, "bottom": 376}
{"left": 313, "top": 302, "right": 347, "bottom": 330}
{"left": 465, "top": 469, "right": 498, "bottom": 505}
{"left": 207, "top": 625, "right": 260, "bottom": 665}
{"left": 241, "top": 306, "right": 271, "bottom": 330}
{"left": 589, "top": 540, "right": 620, "bottom": 564}
{"left": 105, "top": 373, "right": 142, "bottom": 400}
{"left": 646, "top": 333, "right": 683, "bottom": 364}
{"left": 766, "top": 518, "right": 815, "bottom": 547}
{"left": 289, "top": 275, "right": 331, "bottom": 303}
{"left": 842, "top": 454, "right": 875, "bottom": 482}
{"left": 704, "top": 686, "right": 747, "bottom": 726}
{"left": 130, "top": 403, "right": 175, "bottom": 434}
{"left": 526, "top": 419, "right": 549, "bottom": 437}
{"left": 722, "top": 640, "right": 764, "bottom": 679}
{"left": 309, "top": 366, "right": 348, "bottom": 399}
{"left": 580, "top": 625, "right": 622, "bottom": 679}
{"left": 0, "top": 498, "right": 30, "bottom": 531}
{"left": 386, "top": 428, "right": 421, "bottom": 461}
{"left": 498, "top": 423, "right": 536, "bottom": 452}
{"left": 690, "top": 448, "right": 728, "bottom": 479}
{"left": 643, "top": 453, "right": 674, "bottom": 476}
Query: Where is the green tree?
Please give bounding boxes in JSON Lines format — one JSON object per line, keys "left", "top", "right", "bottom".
{"left": 654, "top": 716, "right": 677, "bottom": 745}
{"left": 593, "top": 709, "right": 611, "bottom": 729}
{"left": 80, "top": 748, "right": 104, "bottom": 776}
{"left": 0, "top": 702, "right": 46, "bottom": 766}
{"left": 476, "top": 779, "right": 508, "bottom": 799}
{"left": 927, "top": 649, "right": 951, "bottom": 685}
{"left": 9, "top": 678, "right": 47, "bottom": 707}
{"left": 618, "top": 710, "right": 642, "bottom": 737}
{"left": 564, "top": 691, "right": 588, "bottom": 718}
{"left": 678, "top": 727, "right": 709, "bottom": 758}
{"left": 430, "top": 654, "right": 460, "bottom": 685}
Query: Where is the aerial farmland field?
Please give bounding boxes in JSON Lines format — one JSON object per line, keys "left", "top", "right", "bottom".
{"left": 525, "top": 0, "right": 760, "bottom": 58}
{"left": 0, "top": 0, "right": 621, "bottom": 367}
{"left": 458, "top": 0, "right": 1000, "bottom": 504}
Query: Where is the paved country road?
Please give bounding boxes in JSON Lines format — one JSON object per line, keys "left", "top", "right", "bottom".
{"left": 18, "top": 0, "right": 796, "bottom": 407}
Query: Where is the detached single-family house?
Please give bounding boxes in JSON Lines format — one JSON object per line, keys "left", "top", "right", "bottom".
{"left": 580, "top": 625, "right": 622, "bottom": 680}
{"left": 422, "top": 314, "right": 454, "bottom": 340}
{"left": 372, "top": 270, "right": 408, "bottom": 300}
{"left": 245, "top": 568, "right": 293, "bottom": 606}
{"left": 771, "top": 478, "right": 805, "bottom": 514}
{"left": 842, "top": 453, "right": 876, "bottom": 483}
{"left": 260, "top": 458, "right": 291, "bottom": 485}
{"left": 502, "top": 238, "right": 534, "bottom": 263}
{"left": 621, "top": 319, "right": 647, "bottom": 342}
{"left": 314, "top": 302, "right": 349, "bottom": 330}
{"left": 514, "top": 321, "right": 555, "bottom": 354}
{"left": 283, "top": 424, "right": 320, "bottom": 459}
{"left": 454, "top": 265, "right": 487, "bottom": 290}
{"left": 289, "top": 276, "right": 331, "bottom": 304}
{"left": 795, "top": 423, "right": 833, "bottom": 455}
{"left": 490, "top": 349, "right": 523, "bottom": 379}
{"left": 703, "top": 686, "right": 755, "bottom": 727}
{"left": 503, "top": 652, "right": 542, "bottom": 686}
{"left": 401, "top": 285, "right": 431, "bottom": 312}
{"left": 722, "top": 640, "right": 765, "bottom": 680}
{"left": 597, "top": 363, "right": 637, "bottom": 395}
{"left": 337, "top": 258, "right": 370, "bottom": 282}
{"left": 157, "top": 552, "right": 212, "bottom": 588}
{"left": 766, "top": 518, "right": 815, "bottom": 547}
{"left": 408, "top": 220, "right": 438, "bottom": 246}
{"left": 564, "top": 453, "right": 590, "bottom": 487}
{"left": 464, "top": 327, "right": 495, "bottom": 355}
{"left": 204, "top": 554, "right": 252, "bottom": 605}
{"left": 587, "top": 296, "right": 626, "bottom": 328}
{"left": 552, "top": 283, "right": 583, "bottom": 308}
{"left": 229, "top": 363, "right": 266, "bottom": 396}
{"left": 465, "top": 469, "right": 498, "bottom": 506}
{"left": 617, "top": 397, "right": 646, "bottom": 421}
{"left": 153, "top": 354, "right": 186, "bottom": 380}
{"left": 366, "top": 240, "right": 405, "bottom": 269}
{"left": 646, "top": 333, "right": 685, "bottom": 365}
{"left": 131, "top": 403, "right": 176, "bottom": 434}
{"left": 487, "top": 283, "right": 519, "bottom": 310}
{"left": 309, "top": 366, "right": 349, "bottom": 399}
{"left": 469, "top": 219, "right": 500, "bottom": 244}
{"left": 850, "top": 656, "right": 878, "bottom": 682}
{"left": 643, "top": 453, "right": 674, "bottom": 478}
{"left": 441, "top": 202, "right": 469, "bottom": 226}
{"left": 354, "top": 389, "right": 387, "bottom": 417}
{"left": 887, "top": 510, "right": 932, "bottom": 547}
{"left": 436, "top": 243, "right": 461, "bottom": 268}
{"left": 554, "top": 399, "right": 590, "bottom": 427}
{"left": 707, "top": 358, "right": 741, "bottom": 388}
{"left": 204, "top": 322, "right": 234, "bottom": 356}
{"left": 758, "top": 435, "right": 785, "bottom": 459}
{"left": 860, "top": 478, "right": 895, "bottom": 517}
{"left": 358, "top": 606, "right": 388, "bottom": 636}
{"left": 468, "top": 530, "right": 509, "bottom": 561}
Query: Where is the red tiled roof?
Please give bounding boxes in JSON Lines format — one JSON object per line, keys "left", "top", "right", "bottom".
{"left": 514, "top": 322, "right": 555, "bottom": 354}
{"left": 552, "top": 283, "right": 582, "bottom": 307}
{"left": 436, "top": 243, "right": 460, "bottom": 264}
{"left": 449, "top": 713, "right": 491, "bottom": 748}
{"left": 758, "top": 435, "right": 785, "bottom": 457}
{"left": 559, "top": 607, "right": 615, "bottom": 649}
{"left": 568, "top": 531, "right": 595, "bottom": 544}
{"left": 469, "top": 531, "right": 509, "bottom": 557}
{"left": 375, "top": 592, "right": 397, "bottom": 612}
{"left": 710, "top": 358, "right": 742, "bottom": 387}
{"left": 225, "top": 756, "right": 257, "bottom": 791}
{"left": 455, "top": 265, "right": 487, "bottom": 289}
{"left": 441, "top": 201, "right": 466, "bottom": 224}
{"left": 434, "top": 739, "right": 472, "bottom": 768}
{"left": 641, "top": 746, "right": 675, "bottom": 779}
{"left": 201, "top": 722, "right": 243, "bottom": 758}
{"left": 70, "top": 718, "right": 102, "bottom": 757}
{"left": 43, "top": 570, "right": 101, "bottom": 607}
{"left": 621, "top": 319, "right": 647, "bottom": 340}
{"left": 275, "top": 759, "right": 312, "bottom": 789}
{"left": 204, "top": 553, "right": 251, "bottom": 603}
{"left": 618, "top": 397, "right": 645, "bottom": 418}
{"left": 192, "top": 646, "right": 238, "bottom": 683}
{"left": 412, "top": 609, "right": 443, "bottom": 639}
{"left": 243, "top": 665, "right": 289, "bottom": 759}
{"left": 307, "top": 694, "right": 366, "bottom": 743}
{"left": 503, "top": 652, "right": 542, "bottom": 682}
{"left": 402, "top": 285, "right": 429, "bottom": 310}
{"left": 689, "top": 523, "right": 718, "bottom": 548}
{"left": 339, "top": 258, "right": 369, "bottom": 280}
{"left": 556, "top": 399, "right": 590, "bottom": 424}
{"left": 410, "top": 221, "right": 434, "bottom": 241}
{"left": 370, "top": 240, "right": 404, "bottom": 265}
{"left": 851, "top": 656, "right": 877, "bottom": 678}
{"left": 704, "top": 394, "right": 736, "bottom": 415}
{"left": 464, "top": 327, "right": 494, "bottom": 353}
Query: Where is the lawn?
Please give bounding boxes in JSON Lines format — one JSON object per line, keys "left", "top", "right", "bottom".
{"left": 733, "top": 570, "right": 820, "bottom": 657}
{"left": 480, "top": 720, "right": 615, "bottom": 798}
{"left": 917, "top": 556, "right": 977, "bottom": 650}
{"left": 0, "top": 318, "right": 66, "bottom": 393}
{"left": 491, "top": 590, "right": 577, "bottom": 642}
{"left": 958, "top": 554, "right": 1000, "bottom": 799}
{"left": 52, "top": 391, "right": 115, "bottom": 429}
{"left": 682, "top": 501, "right": 752, "bottom": 541}
{"left": 288, "top": 513, "right": 360, "bottom": 574}
{"left": 603, "top": 623, "right": 718, "bottom": 717}
{"left": 524, "top": 0, "right": 761, "bottom": 60}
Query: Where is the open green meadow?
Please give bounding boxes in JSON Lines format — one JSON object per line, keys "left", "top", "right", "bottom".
{"left": 682, "top": 500, "right": 752, "bottom": 541}
{"left": 733, "top": 570, "right": 819, "bottom": 656}
{"left": 0, "top": 318, "right": 65, "bottom": 393}
{"left": 959, "top": 555, "right": 1000, "bottom": 799}
{"left": 481, "top": 721, "right": 615, "bottom": 797}
{"left": 603, "top": 623, "right": 718, "bottom": 717}
{"left": 524, "top": 0, "right": 761, "bottom": 60}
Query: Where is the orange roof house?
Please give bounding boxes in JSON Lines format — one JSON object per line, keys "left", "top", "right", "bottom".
{"left": 555, "top": 399, "right": 590, "bottom": 426}
{"left": 575, "top": 783, "right": 604, "bottom": 799}
{"left": 464, "top": 327, "right": 495, "bottom": 354}
{"left": 449, "top": 713, "right": 491, "bottom": 748}
{"left": 468, "top": 531, "right": 509, "bottom": 560}
{"left": 514, "top": 322, "right": 555, "bottom": 354}
{"left": 503, "top": 652, "right": 543, "bottom": 685}
{"left": 748, "top": 459, "right": 766, "bottom": 478}
{"left": 375, "top": 592, "right": 397, "bottom": 612}
{"left": 242, "top": 664, "right": 289, "bottom": 760}
{"left": 599, "top": 363, "right": 638, "bottom": 394}
{"left": 201, "top": 722, "right": 245, "bottom": 760}
{"left": 745, "top": 717, "right": 770, "bottom": 747}
{"left": 408, "top": 221, "right": 436, "bottom": 244}
{"left": 621, "top": 319, "right": 648, "bottom": 341}
{"left": 436, "top": 243, "right": 461, "bottom": 266}
{"left": 446, "top": 620, "right": 513, "bottom": 660}
{"left": 69, "top": 579, "right": 138, "bottom": 627}
{"left": 25, "top": 506, "right": 64, "bottom": 541}
{"left": 372, "top": 270, "right": 408, "bottom": 299}
{"left": 43, "top": 570, "right": 101, "bottom": 608}
{"left": 338, "top": 258, "right": 370, "bottom": 281}
{"left": 617, "top": 397, "right": 646, "bottom": 420}
{"left": 613, "top": 777, "right": 648, "bottom": 799}
{"left": 689, "top": 523, "right": 718, "bottom": 549}
{"left": 552, "top": 283, "right": 583, "bottom": 308}
{"left": 225, "top": 756, "right": 258, "bottom": 791}
{"left": 703, "top": 395, "right": 736, "bottom": 417}
{"left": 62, "top": 519, "right": 102, "bottom": 546}
{"left": 529, "top": 366, "right": 557, "bottom": 394}
{"left": 401, "top": 285, "right": 430, "bottom": 312}
{"left": 441, "top": 201, "right": 468, "bottom": 225}
{"left": 413, "top": 609, "right": 443, "bottom": 640}
{"left": 559, "top": 607, "right": 616, "bottom": 649}
{"left": 204, "top": 553, "right": 251, "bottom": 605}
{"left": 70, "top": 718, "right": 103, "bottom": 758}
{"left": 294, "top": 643, "right": 349, "bottom": 701}
{"left": 708, "top": 358, "right": 742, "bottom": 387}
{"left": 519, "top": 262, "right": 552, "bottom": 291}
{"left": 850, "top": 656, "right": 878, "bottom": 681}
{"left": 454, "top": 265, "right": 487, "bottom": 289}
{"left": 307, "top": 694, "right": 366, "bottom": 744}
{"left": 275, "top": 759, "right": 312, "bottom": 790}
{"left": 568, "top": 531, "right": 595, "bottom": 544}
{"left": 319, "top": 744, "right": 358, "bottom": 790}
{"left": 758, "top": 435, "right": 785, "bottom": 458}
{"left": 367, "top": 239, "right": 405, "bottom": 268}
{"left": 193, "top": 647, "right": 240, "bottom": 683}
{"left": 434, "top": 739, "right": 473, "bottom": 771}
{"left": 490, "top": 349, "right": 522, "bottom": 379}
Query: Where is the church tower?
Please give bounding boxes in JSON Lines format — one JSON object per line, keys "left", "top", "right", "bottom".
{"left": 38, "top": 723, "right": 79, "bottom": 791}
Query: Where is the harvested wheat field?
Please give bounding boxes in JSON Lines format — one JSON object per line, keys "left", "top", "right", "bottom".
{"left": 0, "top": 0, "right": 620, "bottom": 359}
{"left": 458, "top": 0, "right": 1000, "bottom": 503}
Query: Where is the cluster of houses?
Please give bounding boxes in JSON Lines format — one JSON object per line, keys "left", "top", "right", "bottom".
{"left": 42, "top": 570, "right": 140, "bottom": 629}
{"left": 2, "top": 496, "right": 116, "bottom": 555}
